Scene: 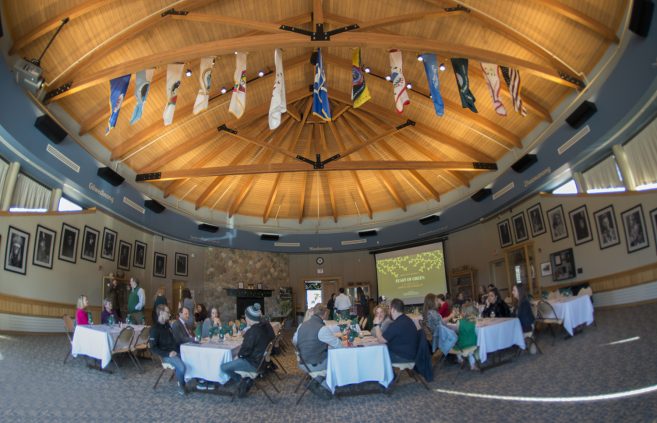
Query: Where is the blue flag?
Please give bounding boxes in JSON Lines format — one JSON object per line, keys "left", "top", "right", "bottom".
{"left": 106, "top": 74, "right": 131, "bottom": 134}
{"left": 130, "top": 69, "right": 153, "bottom": 125}
{"left": 312, "top": 49, "right": 331, "bottom": 121}
{"left": 421, "top": 53, "right": 444, "bottom": 117}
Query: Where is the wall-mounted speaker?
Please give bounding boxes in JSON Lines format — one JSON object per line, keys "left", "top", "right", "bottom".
{"left": 566, "top": 101, "right": 597, "bottom": 129}
{"left": 511, "top": 154, "right": 538, "bottom": 173}
{"left": 358, "top": 229, "right": 378, "bottom": 237}
{"left": 144, "top": 199, "right": 165, "bottom": 214}
{"left": 630, "top": 0, "right": 653, "bottom": 37}
{"left": 198, "top": 223, "right": 219, "bottom": 233}
{"left": 419, "top": 215, "right": 440, "bottom": 225}
{"left": 260, "top": 234, "right": 280, "bottom": 241}
{"left": 34, "top": 115, "right": 67, "bottom": 144}
{"left": 471, "top": 188, "right": 492, "bottom": 202}
{"left": 97, "top": 167, "right": 124, "bottom": 186}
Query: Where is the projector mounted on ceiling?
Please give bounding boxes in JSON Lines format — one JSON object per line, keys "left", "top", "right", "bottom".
{"left": 13, "top": 58, "right": 43, "bottom": 94}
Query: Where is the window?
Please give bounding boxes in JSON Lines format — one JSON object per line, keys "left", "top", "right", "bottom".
{"left": 584, "top": 156, "right": 625, "bottom": 194}
{"left": 9, "top": 173, "right": 51, "bottom": 212}
{"left": 552, "top": 179, "right": 578, "bottom": 195}
{"left": 58, "top": 197, "right": 83, "bottom": 212}
{"left": 624, "top": 117, "right": 657, "bottom": 189}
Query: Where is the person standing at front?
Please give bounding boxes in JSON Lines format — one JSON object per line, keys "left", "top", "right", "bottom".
{"left": 127, "top": 277, "right": 146, "bottom": 323}
{"left": 334, "top": 288, "right": 352, "bottom": 320}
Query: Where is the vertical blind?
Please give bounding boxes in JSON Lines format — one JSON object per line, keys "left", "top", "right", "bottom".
{"left": 11, "top": 173, "right": 51, "bottom": 210}
{"left": 0, "top": 159, "right": 8, "bottom": 198}
{"left": 624, "top": 117, "right": 657, "bottom": 187}
{"left": 583, "top": 156, "right": 623, "bottom": 191}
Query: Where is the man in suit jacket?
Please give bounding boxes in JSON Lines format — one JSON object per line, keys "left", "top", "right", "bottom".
{"left": 171, "top": 306, "right": 195, "bottom": 345}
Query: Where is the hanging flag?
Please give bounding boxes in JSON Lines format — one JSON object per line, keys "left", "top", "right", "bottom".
{"left": 193, "top": 57, "right": 216, "bottom": 115}
{"left": 105, "top": 74, "right": 131, "bottom": 135}
{"left": 312, "top": 48, "right": 331, "bottom": 121}
{"left": 129, "top": 68, "right": 154, "bottom": 125}
{"left": 229, "top": 52, "right": 247, "bottom": 119}
{"left": 268, "top": 48, "right": 287, "bottom": 129}
{"left": 420, "top": 53, "right": 444, "bottom": 117}
{"left": 351, "top": 48, "right": 371, "bottom": 108}
{"left": 480, "top": 63, "right": 507, "bottom": 116}
{"left": 451, "top": 58, "right": 477, "bottom": 113}
{"left": 389, "top": 49, "right": 410, "bottom": 114}
{"left": 163, "top": 63, "right": 183, "bottom": 126}
{"left": 500, "top": 66, "right": 528, "bottom": 116}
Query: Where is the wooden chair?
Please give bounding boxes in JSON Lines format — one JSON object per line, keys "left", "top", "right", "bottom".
{"left": 535, "top": 300, "right": 564, "bottom": 345}
{"left": 130, "top": 325, "right": 151, "bottom": 372}
{"left": 233, "top": 340, "right": 279, "bottom": 403}
{"left": 294, "top": 346, "right": 329, "bottom": 404}
{"left": 62, "top": 314, "right": 75, "bottom": 364}
{"left": 152, "top": 352, "right": 175, "bottom": 390}
{"left": 110, "top": 326, "right": 138, "bottom": 376}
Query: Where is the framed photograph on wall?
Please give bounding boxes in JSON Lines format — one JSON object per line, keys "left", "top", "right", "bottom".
{"left": 569, "top": 205, "right": 593, "bottom": 245}
{"left": 621, "top": 205, "right": 649, "bottom": 253}
{"left": 101, "top": 228, "right": 117, "bottom": 261}
{"left": 117, "top": 240, "right": 131, "bottom": 271}
{"left": 527, "top": 203, "right": 546, "bottom": 237}
{"left": 540, "top": 262, "right": 552, "bottom": 277}
{"left": 547, "top": 205, "right": 569, "bottom": 242}
{"left": 153, "top": 252, "right": 167, "bottom": 278}
{"left": 80, "top": 226, "right": 99, "bottom": 262}
{"left": 59, "top": 223, "right": 79, "bottom": 264}
{"left": 175, "top": 252, "right": 188, "bottom": 277}
{"left": 650, "top": 208, "right": 657, "bottom": 255}
{"left": 5, "top": 226, "right": 29, "bottom": 275}
{"left": 550, "top": 248, "right": 576, "bottom": 281}
{"left": 593, "top": 205, "right": 620, "bottom": 250}
{"left": 33, "top": 225, "right": 56, "bottom": 269}
{"left": 134, "top": 241, "right": 147, "bottom": 269}
{"left": 497, "top": 219, "right": 512, "bottom": 248}
{"left": 512, "top": 212, "right": 529, "bottom": 243}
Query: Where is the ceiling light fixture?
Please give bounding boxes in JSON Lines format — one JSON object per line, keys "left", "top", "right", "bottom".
{"left": 185, "top": 68, "right": 192, "bottom": 77}
{"left": 439, "top": 63, "right": 446, "bottom": 71}
{"left": 220, "top": 87, "right": 227, "bottom": 94}
{"left": 417, "top": 54, "right": 424, "bottom": 62}
{"left": 385, "top": 75, "right": 392, "bottom": 81}
{"left": 364, "top": 67, "right": 371, "bottom": 74}
{"left": 258, "top": 70, "right": 265, "bottom": 77}
{"left": 406, "top": 82, "right": 412, "bottom": 89}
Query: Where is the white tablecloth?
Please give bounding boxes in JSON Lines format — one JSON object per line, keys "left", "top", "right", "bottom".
{"left": 475, "top": 318, "right": 526, "bottom": 363}
{"left": 71, "top": 324, "right": 145, "bottom": 369}
{"left": 325, "top": 337, "right": 394, "bottom": 394}
{"left": 547, "top": 295, "right": 595, "bottom": 336}
{"left": 181, "top": 339, "right": 242, "bottom": 384}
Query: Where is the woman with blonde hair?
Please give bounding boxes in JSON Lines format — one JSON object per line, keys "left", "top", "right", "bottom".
{"left": 75, "top": 295, "right": 90, "bottom": 325}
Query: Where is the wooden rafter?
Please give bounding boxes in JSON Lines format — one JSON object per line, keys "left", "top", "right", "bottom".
{"left": 171, "top": 13, "right": 284, "bottom": 33}
{"left": 9, "top": 0, "right": 112, "bottom": 55}
{"left": 355, "top": 9, "right": 467, "bottom": 31}
{"left": 325, "top": 172, "right": 338, "bottom": 223}
{"left": 313, "top": 0, "right": 325, "bottom": 26}
{"left": 337, "top": 123, "right": 413, "bottom": 161}
{"left": 138, "top": 129, "right": 220, "bottom": 173}
{"left": 532, "top": 0, "right": 619, "bottom": 42}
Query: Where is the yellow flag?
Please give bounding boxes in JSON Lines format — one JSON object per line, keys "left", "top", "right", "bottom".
{"left": 351, "top": 48, "right": 371, "bottom": 108}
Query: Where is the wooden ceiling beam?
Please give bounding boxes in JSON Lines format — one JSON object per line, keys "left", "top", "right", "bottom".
{"left": 9, "top": 0, "right": 112, "bottom": 55}
{"left": 328, "top": 121, "right": 373, "bottom": 219}
{"left": 137, "top": 128, "right": 219, "bottom": 173}
{"left": 355, "top": 9, "right": 467, "bottom": 31}
{"left": 532, "top": 0, "right": 619, "bottom": 42}
{"left": 171, "top": 12, "right": 284, "bottom": 33}
{"left": 262, "top": 174, "right": 282, "bottom": 224}
{"left": 298, "top": 171, "right": 309, "bottom": 223}
{"left": 325, "top": 173, "right": 338, "bottom": 223}
{"left": 313, "top": 0, "right": 325, "bottom": 26}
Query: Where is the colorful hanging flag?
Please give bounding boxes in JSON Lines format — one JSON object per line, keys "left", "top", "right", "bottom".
{"left": 268, "top": 48, "right": 287, "bottom": 130}
{"left": 163, "top": 63, "right": 183, "bottom": 126}
{"left": 451, "top": 58, "right": 477, "bottom": 113}
{"left": 389, "top": 49, "right": 410, "bottom": 113}
{"left": 229, "top": 52, "right": 247, "bottom": 119}
{"left": 480, "top": 63, "right": 507, "bottom": 116}
{"left": 351, "top": 48, "right": 371, "bottom": 108}
{"left": 105, "top": 74, "right": 131, "bottom": 135}
{"left": 312, "top": 48, "right": 331, "bottom": 121}
{"left": 500, "top": 66, "right": 528, "bottom": 116}
{"left": 129, "top": 68, "right": 153, "bottom": 125}
{"left": 420, "top": 53, "right": 444, "bottom": 117}
{"left": 193, "top": 57, "right": 216, "bottom": 115}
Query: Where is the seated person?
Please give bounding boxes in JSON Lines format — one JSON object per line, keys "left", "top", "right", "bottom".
{"left": 373, "top": 304, "right": 393, "bottom": 333}
{"left": 171, "top": 306, "right": 196, "bottom": 345}
{"left": 296, "top": 304, "right": 343, "bottom": 396}
{"left": 201, "top": 306, "right": 222, "bottom": 338}
{"left": 454, "top": 311, "right": 478, "bottom": 370}
{"left": 482, "top": 288, "right": 511, "bottom": 318}
{"left": 149, "top": 305, "right": 187, "bottom": 395}
{"left": 511, "top": 284, "right": 535, "bottom": 333}
{"left": 436, "top": 294, "right": 455, "bottom": 320}
{"left": 75, "top": 295, "right": 90, "bottom": 325}
{"left": 373, "top": 298, "right": 418, "bottom": 363}
{"left": 422, "top": 293, "right": 442, "bottom": 341}
{"left": 100, "top": 298, "right": 119, "bottom": 324}
{"left": 194, "top": 303, "right": 208, "bottom": 323}
{"left": 453, "top": 291, "right": 466, "bottom": 308}
{"left": 220, "top": 303, "right": 275, "bottom": 397}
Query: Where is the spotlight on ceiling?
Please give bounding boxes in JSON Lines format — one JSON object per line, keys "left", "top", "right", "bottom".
{"left": 385, "top": 75, "right": 392, "bottom": 81}
{"left": 258, "top": 70, "right": 265, "bottom": 77}
{"left": 406, "top": 82, "right": 412, "bottom": 89}
{"left": 185, "top": 68, "right": 192, "bottom": 77}
{"left": 364, "top": 67, "right": 371, "bottom": 74}
{"left": 220, "top": 87, "right": 227, "bottom": 94}
{"left": 439, "top": 63, "right": 446, "bottom": 71}
{"left": 417, "top": 54, "right": 424, "bottom": 62}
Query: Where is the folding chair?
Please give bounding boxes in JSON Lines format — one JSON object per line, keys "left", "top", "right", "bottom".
{"left": 388, "top": 329, "right": 431, "bottom": 392}
{"left": 294, "top": 347, "right": 329, "bottom": 404}
{"left": 520, "top": 328, "right": 542, "bottom": 355}
{"left": 110, "top": 326, "right": 138, "bottom": 376}
{"left": 152, "top": 352, "right": 175, "bottom": 390}
{"left": 270, "top": 332, "right": 287, "bottom": 375}
{"left": 233, "top": 340, "right": 279, "bottom": 403}
{"left": 535, "top": 300, "right": 564, "bottom": 345}
{"left": 62, "top": 315, "right": 75, "bottom": 364}
{"left": 130, "top": 325, "right": 152, "bottom": 371}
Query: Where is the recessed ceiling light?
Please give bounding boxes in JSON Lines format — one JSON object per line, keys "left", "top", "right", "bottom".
{"left": 385, "top": 75, "right": 391, "bottom": 81}
{"left": 439, "top": 63, "right": 446, "bottom": 71}
{"left": 185, "top": 68, "right": 192, "bottom": 77}
{"left": 258, "top": 70, "right": 265, "bottom": 77}
{"left": 417, "top": 55, "right": 424, "bottom": 62}
{"left": 406, "top": 82, "right": 412, "bottom": 89}
{"left": 364, "top": 67, "right": 371, "bottom": 74}
{"left": 220, "top": 87, "right": 227, "bottom": 94}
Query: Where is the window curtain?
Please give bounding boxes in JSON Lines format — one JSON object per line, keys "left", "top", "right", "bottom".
{"left": 0, "top": 159, "right": 8, "bottom": 199}
{"left": 624, "top": 117, "right": 657, "bottom": 187}
{"left": 583, "top": 155, "right": 623, "bottom": 191}
{"left": 10, "top": 173, "right": 51, "bottom": 209}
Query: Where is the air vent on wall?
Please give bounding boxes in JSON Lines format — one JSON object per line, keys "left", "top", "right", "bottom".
{"left": 341, "top": 239, "right": 367, "bottom": 246}
{"left": 274, "top": 242, "right": 300, "bottom": 247}
{"left": 558, "top": 126, "right": 590, "bottom": 156}
{"left": 492, "top": 182, "right": 515, "bottom": 200}
{"left": 46, "top": 144, "right": 79, "bottom": 173}
{"left": 198, "top": 223, "right": 219, "bottom": 233}
{"left": 123, "top": 196, "right": 145, "bottom": 214}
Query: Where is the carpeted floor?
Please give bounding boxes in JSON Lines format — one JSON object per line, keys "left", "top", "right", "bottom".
{"left": 2, "top": 302, "right": 657, "bottom": 422}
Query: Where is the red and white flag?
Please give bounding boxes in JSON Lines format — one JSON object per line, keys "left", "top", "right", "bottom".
{"left": 229, "top": 52, "right": 247, "bottom": 119}
{"left": 163, "top": 63, "right": 183, "bottom": 126}
{"left": 500, "top": 66, "right": 527, "bottom": 116}
{"left": 481, "top": 63, "right": 507, "bottom": 116}
{"left": 389, "top": 50, "right": 410, "bottom": 113}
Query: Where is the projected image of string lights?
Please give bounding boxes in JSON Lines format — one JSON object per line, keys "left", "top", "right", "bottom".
{"left": 376, "top": 250, "right": 444, "bottom": 279}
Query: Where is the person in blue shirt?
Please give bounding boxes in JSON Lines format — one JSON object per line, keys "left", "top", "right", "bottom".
{"left": 373, "top": 298, "right": 418, "bottom": 363}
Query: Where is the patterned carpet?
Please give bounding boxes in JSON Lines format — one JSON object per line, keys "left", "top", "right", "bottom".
{"left": 2, "top": 302, "right": 657, "bottom": 423}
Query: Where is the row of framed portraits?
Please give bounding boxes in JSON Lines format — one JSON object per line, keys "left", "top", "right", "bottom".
{"left": 3, "top": 223, "right": 190, "bottom": 278}
{"left": 498, "top": 203, "right": 656, "bottom": 255}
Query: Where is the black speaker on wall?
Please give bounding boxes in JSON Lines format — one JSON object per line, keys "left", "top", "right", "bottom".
{"left": 419, "top": 215, "right": 440, "bottom": 225}
{"left": 566, "top": 101, "right": 597, "bottom": 129}
{"left": 358, "top": 229, "right": 378, "bottom": 238}
{"left": 144, "top": 199, "right": 165, "bottom": 214}
{"left": 630, "top": 0, "right": 653, "bottom": 37}
{"left": 97, "top": 167, "right": 124, "bottom": 186}
{"left": 34, "top": 115, "right": 67, "bottom": 144}
{"left": 511, "top": 154, "right": 538, "bottom": 173}
{"left": 471, "top": 188, "right": 492, "bottom": 202}
{"left": 260, "top": 234, "right": 280, "bottom": 241}
{"left": 198, "top": 223, "right": 219, "bottom": 233}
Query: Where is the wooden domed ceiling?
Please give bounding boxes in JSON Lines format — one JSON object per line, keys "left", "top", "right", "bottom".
{"left": 3, "top": 0, "right": 627, "bottom": 228}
